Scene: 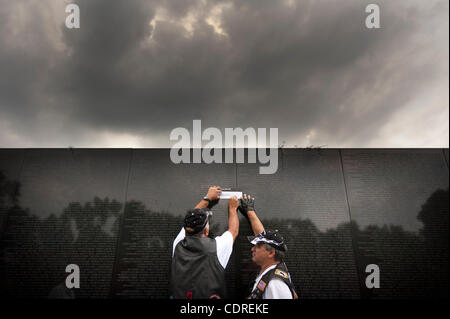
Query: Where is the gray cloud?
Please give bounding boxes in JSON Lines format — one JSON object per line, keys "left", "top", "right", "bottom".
{"left": 0, "top": 0, "right": 448, "bottom": 147}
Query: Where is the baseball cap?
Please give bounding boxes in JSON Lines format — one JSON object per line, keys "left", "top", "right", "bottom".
{"left": 184, "top": 208, "right": 213, "bottom": 235}
{"left": 247, "top": 229, "right": 287, "bottom": 252}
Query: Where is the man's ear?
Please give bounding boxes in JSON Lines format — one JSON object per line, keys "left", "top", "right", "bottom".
{"left": 267, "top": 249, "right": 276, "bottom": 259}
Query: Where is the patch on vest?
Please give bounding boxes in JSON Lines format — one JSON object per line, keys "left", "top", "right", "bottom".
{"left": 257, "top": 280, "right": 267, "bottom": 291}
{"left": 274, "top": 269, "right": 288, "bottom": 279}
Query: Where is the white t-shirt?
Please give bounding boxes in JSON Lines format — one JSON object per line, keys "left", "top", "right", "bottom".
{"left": 172, "top": 227, "right": 234, "bottom": 269}
{"left": 251, "top": 264, "right": 293, "bottom": 299}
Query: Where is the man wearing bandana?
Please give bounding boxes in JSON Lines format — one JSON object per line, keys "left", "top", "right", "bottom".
{"left": 240, "top": 194, "right": 299, "bottom": 299}
{"left": 170, "top": 186, "right": 239, "bottom": 299}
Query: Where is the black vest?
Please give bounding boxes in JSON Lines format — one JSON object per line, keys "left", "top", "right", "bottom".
{"left": 170, "top": 236, "right": 226, "bottom": 299}
{"left": 248, "top": 262, "right": 298, "bottom": 299}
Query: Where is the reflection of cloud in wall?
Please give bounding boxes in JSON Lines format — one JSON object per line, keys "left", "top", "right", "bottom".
{"left": 16, "top": 149, "right": 130, "bottom": 218}
{"left": 102, "top": 216, "right": 117, "bottom": 237}
{"left": 341, "top": 150, "right": 449, "bottom": 232}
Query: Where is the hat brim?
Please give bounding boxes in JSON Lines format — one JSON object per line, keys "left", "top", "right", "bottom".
{"left": 247, "top": 235, "right": 257, "bottom": 243}
{"left": 247, "top": 235, "right": 287, "bottom": 251}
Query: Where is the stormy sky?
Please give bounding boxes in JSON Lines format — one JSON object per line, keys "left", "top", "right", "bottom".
{"left": 0, "top": 0, "right": 448, "bottom": 148}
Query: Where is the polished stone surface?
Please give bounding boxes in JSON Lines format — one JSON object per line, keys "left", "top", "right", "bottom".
{"left": 0, "top": 149, "right": 24, "bottom": 236}
{"left": 0, "top": 149, "right": 131, "bottom": 297}
{"left": 444, "top": 149, "right": 449, "bottom": 168}
{"left": 0, "top": 149, "right": 448, "bottom": 298}
{"left": 236, "top": 149, "right": 360, "bottom": 298}
{"left": 341, "top": 149, "right": 449, "bottom": 298}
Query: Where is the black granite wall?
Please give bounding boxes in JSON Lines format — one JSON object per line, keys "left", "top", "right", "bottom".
{"left": 0, "top": 149, "right": 448, "bottom": 299}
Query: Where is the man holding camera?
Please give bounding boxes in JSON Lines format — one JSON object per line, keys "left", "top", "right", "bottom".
{"left": 170, "top": 186, "right": 239, "bottom": 299}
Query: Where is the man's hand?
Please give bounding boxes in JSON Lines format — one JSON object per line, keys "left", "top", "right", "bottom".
{"left": 239, "top": 194, "right": 263, "bottom": 236}
{"left": 239, "top": 194, "right": 255, "bottom": 215}
{"left": 195, "top": 186, "right": 221, "bottom": 209}
{"left": 206, "top": 186, "right": 222, "bottom": 201}
{"left": 228, "top": 196, "right": 239, "bottom": 211}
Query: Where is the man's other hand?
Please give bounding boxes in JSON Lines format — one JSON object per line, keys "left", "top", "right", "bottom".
{"left": 228, "top": 196, "right": 239, "bottom": 211}
{"left": 206, "top": 186, "right": 222, "bottom": 201}
{"left": 239, "top": 194, "right": 255, "bottom": 214}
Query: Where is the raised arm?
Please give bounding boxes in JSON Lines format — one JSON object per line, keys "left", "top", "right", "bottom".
{"left": 194, "top": 186, "right": 221, "bottom": 209}
{"left": 240, "top": 194, "right": 264, "bottom": 236}
{"left": 227, "top": 196, "right": 240, "bottom": 241}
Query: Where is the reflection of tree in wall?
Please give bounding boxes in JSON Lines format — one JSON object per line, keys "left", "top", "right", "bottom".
{"left": 0, "top": 185, "right": 123, "bottom": 297}
{"left": 0, "top": 171, "right": 448, "bottom": 298}
{"left": 62, "top": 197, "right": 122, "bottom": 298}
{"left": 111, "top": 200, "right": 183, "bottom": 298}
{"left": 351, "top": 189, "right": 449, "bottom": 299}
{"left": 0, "top": 171, "right": 26, "bottom": 296}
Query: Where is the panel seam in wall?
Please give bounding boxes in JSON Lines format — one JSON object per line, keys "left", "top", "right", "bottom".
{"left": 108, "top": 148, "right": 134, "bottom": 297}
{"left": 338, "top": 149, "right": 363, "bottom": 298}
{"left": 442, "top": 149, "right": 449, "bottom": 170}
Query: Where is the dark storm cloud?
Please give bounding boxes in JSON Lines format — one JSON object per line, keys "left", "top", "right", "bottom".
{"left": 0, "top": 0, "right": 448, "bottom": 147}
